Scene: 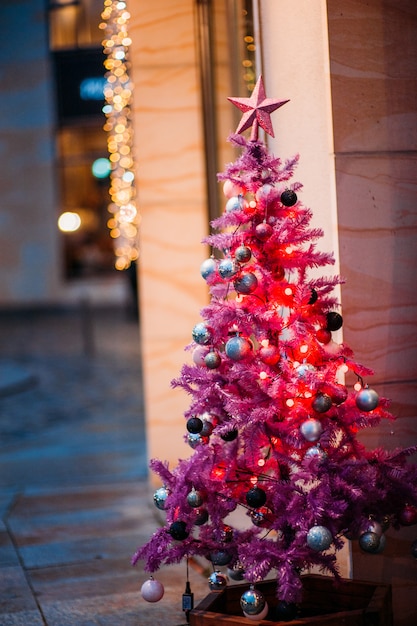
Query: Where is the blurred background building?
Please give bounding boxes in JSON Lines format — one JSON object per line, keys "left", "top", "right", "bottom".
{"left": 0, "top": 1, "right": 416, "bottom": 623}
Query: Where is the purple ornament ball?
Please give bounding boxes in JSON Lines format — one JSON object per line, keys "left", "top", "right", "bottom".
{"left": 255, "top": 222, "right": 273, "bottom": 241}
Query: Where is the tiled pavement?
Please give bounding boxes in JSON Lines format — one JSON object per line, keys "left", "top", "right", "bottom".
{"left": 0, "top": 306, "right": 209, "bottom": 625}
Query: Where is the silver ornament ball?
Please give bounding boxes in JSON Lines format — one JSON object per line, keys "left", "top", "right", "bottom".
{"left": 208, "top": 570, "right": 228, "bottom": 590}
{"left": 304, "top": 445, "right": 327, "bottom": 463}
{"left": 300, "top": 418, "right": 323, "bottom": 442}
{"left": 187, "top": 488, "right": 203, "bottom": 508}
{"left": 356, "top": 388, "right": 379, "bottom": 412}
{"left": 240, "top": 587, "right": 266, "bottom": 616}
{"left": 204, "top": 351, "right": 221, "bottom": 369}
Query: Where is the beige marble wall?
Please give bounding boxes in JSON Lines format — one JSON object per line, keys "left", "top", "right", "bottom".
{"left": 128, "top": 1, "right": 209, "bottom": 471}
{"left": 327, "top": 1, "right": 417, "bottom": 623}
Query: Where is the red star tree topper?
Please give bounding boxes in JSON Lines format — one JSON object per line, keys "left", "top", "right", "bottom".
{"left": 134, "top": 77, "right": 417, "bottom": 619}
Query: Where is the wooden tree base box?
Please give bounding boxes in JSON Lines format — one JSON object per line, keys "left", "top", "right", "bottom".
{"left": 189, "top": 574, "right": 392, "bottom": 626}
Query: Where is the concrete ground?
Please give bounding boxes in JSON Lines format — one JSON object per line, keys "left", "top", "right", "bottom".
{"left": 0, "top": 306, "right": 209, "bottom": 626}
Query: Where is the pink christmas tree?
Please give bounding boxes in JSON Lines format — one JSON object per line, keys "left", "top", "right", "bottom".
{"left": 134, "top": 76, "right": 417, "bottom": 620}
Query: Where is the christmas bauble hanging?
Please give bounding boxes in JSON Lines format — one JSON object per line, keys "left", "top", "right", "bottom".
{"left": 187, "top": 487, "right": 203, "bottom": 508}
{"left": 255, "top": 222, "right": 273, "bottom": 241}
{"left": 227, "top": 562, "right": 245, "bottom": 581}
{"left": 355, "top": 388, "right": 379, "bottom": 412}
{"left": 200, "top": 418, "right": 214, "bottom": 437}
{"left": 192, "top": 345, "right": 209, "bottom": 365}
{"left": 250, "top": 506, "right": 272, "bottom": 527}
{"left": 240, "top": 586, "right": 266, "bottom": 616}
{"left": 141, "top": 577, "right": 165, "bottom": 603}
{"left": 359, "top": 531, "right": 381, "bottom": 553}
{"left": 153, "top": 486, "right": 169, "bottom": 510}
{"left": 225, "top": 335, "right": 252, "bottom": 360}
{"left": 312, "top": 393, "right": 332, "bottom": 413}
{"left": 223, "top": 180, "right": 243, "bottom": 198}
{"left": 193, "top": 507, "right": 209, "bottom": 525}
{"left": 296, "top": 363, "right": 315, "bottom": 379}
{"left": 187, "top": 432, "right": 204, "bottom": 448}
{"left": 280, "top": 189, "right": 297, "bottom": 206}
{"left": 361, "top": 519, "right": 383, "bottom": 538}
{"left": 208, "top": 570, "right": 228, "bottom": 590}
{"left": 246, "top": 486, "right": 267, "bottom": 508}
{"left": 325, "top": 311, "right": 343, "bottom": 331}
{"left": 316, "top": 328, "right": 332, "bottom": 344}
{"left": 306, "top": 525, "right": 332, "bottom": 551}
{"left": 209, "top": 549, "right": 232, "bottom": 566}
{"left": 259, "top": 342, "right": 280, "bottom": 365}
{"left": 200, "top": 257, "right": 217, "bottom": 280}
{"left": 186, "top": 416, "right": 203, "bottom": 433}
{"left": 308, "top": 288, "right": 318, "bottom": 304}
{"left": 225, "top": 195, "right": 244, "bottom": 213}
{"left": 398, "top": 504, "right": 417, "bottom": 526}
{"left": 204, "top": 351, "right": 221, "bottom": 369}
{"left": 300, "top": 418, "right": 323, "bottom": 442}
{"left": 221, "top": 428, "right": 238, "bottom": 441}
{"left": 192, "top": 322, "right": 211, "bottom": 345}
{"left": 168, "top": 520, "right": 189, "bottom": 540}
{"left": 244, "top": 602, "right": 269, "bottom": 621}
{"left": 234, "top": 272, "right": 258, "bottom": 294}
{"left": 219, "top": 258, "right": 239, "bottom": 279}
{"left": 411, "top": 539, "right": 417, "bottom": 559}
{"left": 235, "top": 245, "right": 252, "bottom": 263}
{"left": 304, "top": 445, "right": 327, "bottom": 463}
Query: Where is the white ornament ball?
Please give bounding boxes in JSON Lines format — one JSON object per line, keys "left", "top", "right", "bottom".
{"left": 223, "top": 180, "right": 243, "bottom": 198}
{"left": 225, "top": 195, "right": 244, "bottom": 213}
{"left": 141, "top": 577, "right": 164, "bottom": 603}
{"left": 192, "top": 345, "right": 209, "bottom": 366}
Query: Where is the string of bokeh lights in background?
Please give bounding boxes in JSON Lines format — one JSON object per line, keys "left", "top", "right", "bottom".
{"left": 100, "top": 0, "right": 138, "bottom": 271}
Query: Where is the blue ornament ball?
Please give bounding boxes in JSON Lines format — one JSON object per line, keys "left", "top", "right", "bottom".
{"left": 234, "top": 272, "right": 258, "bottom": 294}
{"left": 312, "top": 393, "right": 332, "bottom": 413}
{"left": 204, "top": 351, "right": 221, "bottom": 369}
{"left": 356, "top": 388, "right": 379, "bottom": 412}
{"left": 219, "top": 258, "right": 239, "bottom": 279}
{"left": 153, "top": 486, "right": 169, "bottom": 510}
{"left": 209, "top": 550, "right": 232, "bottom": 566}
{"left": 192, "top": 322, "right": 211, "bottom": 345}
{"left": 307, "top": 525, "right": 332, "bottom": 551}
{"left": 225, "top": 335, "right": 252, "bottom": 361}
{"left": 200, "top": 257, "right": 217, "bottom": 280}
{"left": 235, "top": 245, "right": 252, "bottom": 263}
{"left": 359, "top": 531, "right": 381, "bottom": 553}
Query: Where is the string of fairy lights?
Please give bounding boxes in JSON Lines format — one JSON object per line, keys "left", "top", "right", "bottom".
{"left": 100, "top": 0, "right": 138, "bottom": 270}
